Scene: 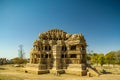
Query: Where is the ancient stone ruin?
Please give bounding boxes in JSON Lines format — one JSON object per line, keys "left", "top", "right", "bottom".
{"left": 26, "top": 29, "right": 98, "bottom": 76}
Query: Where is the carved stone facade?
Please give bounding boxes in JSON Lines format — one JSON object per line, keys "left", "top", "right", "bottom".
{"left": 28, "top": 29, "right": 87, "bottom": 76}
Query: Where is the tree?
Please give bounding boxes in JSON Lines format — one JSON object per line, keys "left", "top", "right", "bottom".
{"left": 115, "top": 50, "right": 120, "bottom": 64}
{"left": 91, "top": 53, "right": 99, "bottom": 65}
{"left": 11, "top": 57, "right": 27, "bottom": 64}
{"left": 105, "top": 51, "right": 116, "bottom": 66}
{"left": 86, "top": 50, "right": 93, "bottom": 64}
{"left": 86, "top": 54, "right": 91, "bottom": 61}
{"left": 18, "top": 45, "right": 25, "bottom": 59}
{"left": 11, "top": 45, "right": 28, "bottom": 64}
{"left": 98, "top": 54, "right": 105, "bottom": 67}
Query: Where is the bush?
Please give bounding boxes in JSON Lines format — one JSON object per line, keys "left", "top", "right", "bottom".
{"left": 11, "top": 57, "right": 27, "bottom": 64}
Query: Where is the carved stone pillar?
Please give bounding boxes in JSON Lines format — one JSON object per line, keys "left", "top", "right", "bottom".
{"left": 51, "top": 45, "right": 65, "bottom": 74}
{"left": 52, "top": 45, "right": 61, "bottom": 70}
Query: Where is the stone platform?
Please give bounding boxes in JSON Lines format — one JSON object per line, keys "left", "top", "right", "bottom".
{"left": 24, "top": 68, "right": 49, "bottom": 74}
{"left": 24, "top": 63, "right": 49, "bottom": 74}
{"left": 65, "top": 64, "right": 87, "bottom": 76}
{"left": 50, "top": 69, "right": 65, "bottom": 74}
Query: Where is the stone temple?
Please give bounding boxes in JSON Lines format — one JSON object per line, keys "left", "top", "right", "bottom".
{"left": 26, "top": 29, "right": 88, "bottom": 76}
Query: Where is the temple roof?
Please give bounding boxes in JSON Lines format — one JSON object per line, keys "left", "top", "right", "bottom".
{"left": 38, "top": 29, "right": 86, "bottom": 43}
{"left": 39, "top": 29, "right": 68, "bottom": 40}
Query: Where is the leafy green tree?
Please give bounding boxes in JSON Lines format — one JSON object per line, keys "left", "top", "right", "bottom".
{"left": 91, "top": 53, "right": 99, "bottom": 65}
{"left": 86, "top": 53, "right": 92, "bottom": 64}
{"left": 98, "top": 54, "right": 105, "bottom": 67}
{"left": 115, "top": 50, "right": 120, "bottom": 64}
{"left": 87, "top": 54, "right": 91, "bottom": 61}
{"left": 86, "top": 50, "right": 94, "bottom": 64}
{"left": 105, "top": 51, "right": 116, "bottom": 65}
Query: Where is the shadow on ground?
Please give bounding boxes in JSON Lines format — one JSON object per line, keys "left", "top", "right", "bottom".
{"left": 101, "top": 69, "right": 112, "bottom": 74}
{"left": 0, "top": 68, "right": 6, "bottom": 70}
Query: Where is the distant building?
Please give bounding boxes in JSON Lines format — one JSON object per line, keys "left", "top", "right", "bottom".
{"left": 26, "top": 29, "right": 88, "bottom": 76}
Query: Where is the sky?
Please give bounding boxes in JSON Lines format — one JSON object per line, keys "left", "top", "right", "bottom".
{"left": 0, "top": 0, "right": 120, "bottom": 59}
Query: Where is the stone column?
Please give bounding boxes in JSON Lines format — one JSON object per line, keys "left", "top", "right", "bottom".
{"left": 43, "top": 45, "right": 45, "bottom": 51}
{"left": 52, "top": 45, "right": 61, "bottom": 70}
{"left": 30, "top": 53, "right": 32, "bottom": 63}
{"left": 63, "top": 52, "right": 67, "bottom": 69}
{"left": 33, "top": 54, "right": 35, "bottom": 63}
{"left": 47, "top": 52, "right": 51, "bottom": 69}
{"left": 51, "top": 45, "right": 65, "bottom": 74}
{"left": 77, "top": 54, "right": 80, "bottom": 64}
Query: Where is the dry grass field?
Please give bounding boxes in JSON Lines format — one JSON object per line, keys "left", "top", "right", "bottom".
{"left": 0, "top": 64, "right": 120, "bottom": 80}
